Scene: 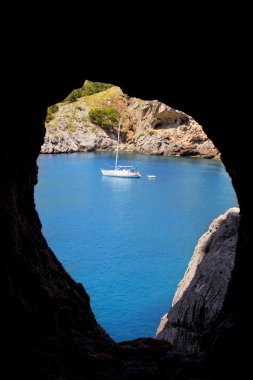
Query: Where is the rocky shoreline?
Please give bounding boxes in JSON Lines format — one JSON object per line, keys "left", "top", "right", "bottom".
{"left": 41, "top": 81, "right": 220, "bottom": 160}
{"left": 156, "top": 207, "right": 240, "bottom": 353}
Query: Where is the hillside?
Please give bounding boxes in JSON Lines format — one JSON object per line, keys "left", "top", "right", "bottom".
{"left": 41, "top": 80, "right": 219, "bottom": 159}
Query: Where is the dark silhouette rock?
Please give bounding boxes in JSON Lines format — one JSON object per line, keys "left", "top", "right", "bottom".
{"left": 1, "top": 14, "right": 251, "bottom": 379}
{"left": 157, "top": 208, "right": 240, "bottom": 353}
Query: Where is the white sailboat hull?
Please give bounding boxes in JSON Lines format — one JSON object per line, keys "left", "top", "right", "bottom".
{"left": 101, "top": 169, "right": 141, "bottom": 178}
{"left": 100, "top": 120, "right": 141, "bottom": 178}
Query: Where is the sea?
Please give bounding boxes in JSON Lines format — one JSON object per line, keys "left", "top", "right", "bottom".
{"left": 35, "top": 152, "right": 238, "bottom": 341}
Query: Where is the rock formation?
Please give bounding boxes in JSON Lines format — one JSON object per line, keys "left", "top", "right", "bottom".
{"left": 2, "top": 24, "right": 251, "bottom": 378}
{"left": 156, "top": 208, "right": 240, "bottom": 353}
{"left": 41, "top": 81, "right": 220, "bottom": 159}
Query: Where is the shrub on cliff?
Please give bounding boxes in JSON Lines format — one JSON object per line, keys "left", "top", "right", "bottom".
{"left": 88, "top": 106, "right": 119, "bottom": 128}
{"left": 46, "top": 104, "right": 59, "bottom": 122}
{"left": 65, "top": 88, "right": 83, "bottom": 102}
{"left": 65, "top": 80, "right": 114, "bottom": 102}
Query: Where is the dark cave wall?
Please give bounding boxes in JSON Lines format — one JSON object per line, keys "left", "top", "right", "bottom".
{"left": 1, "top": 104, "right": 113, "bottom": 344}
{"left": 1, "top": 21, "right": 252, "bottom": 376}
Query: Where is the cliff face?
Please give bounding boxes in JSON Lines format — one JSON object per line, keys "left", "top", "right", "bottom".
{"left": 156, "top": 208, "right": 240, "bottom": 353}
{"left": 41, "top": 81, "right": 220, "bottom": 159}
{"left": 2, "top": 35, "right": 251, "bottom": 378}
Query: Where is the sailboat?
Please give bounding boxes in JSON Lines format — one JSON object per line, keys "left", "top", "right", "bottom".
{"left": 100, "top": 120, "right": 141, "bottom": 178}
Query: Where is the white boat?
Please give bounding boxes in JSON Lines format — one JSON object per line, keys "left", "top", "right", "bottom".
{"left": 101, "top": 120, "right": 141, "bottom": 178}
{"left": 147, "top": 175, "right": 156, "bottom": 179}
{"left": 101, "top": 166, "right": 141, "bottom": 178}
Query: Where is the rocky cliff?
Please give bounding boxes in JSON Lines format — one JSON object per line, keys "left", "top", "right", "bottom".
{"left": 156, "top": 208, "right": 240, "bottom": 353}
{"left": 3, "top": 25, "right": 251, "bottom": 377}
{"left": 41, "top": 80, "right": 220, "bottom": 159}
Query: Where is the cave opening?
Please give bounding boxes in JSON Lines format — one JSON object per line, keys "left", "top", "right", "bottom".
{"left": 2, "top": 11, "right": 251, "bottom": 377}
{"left": 34, "top": 81, "right": 238, "bottom": 344}
{"left": 1, "top": 68, "right": 248, "bottom": 379}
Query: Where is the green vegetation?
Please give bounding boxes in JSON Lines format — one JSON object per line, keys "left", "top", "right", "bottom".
{"left": 46, "top": 104, "right": 59, "bottom": 122}
{"left": 148, "top": 130, "right": 156, "bottom": 136}
{"left": 66, "top": 116, "right": 76, "bottom": 133}
{"left": 65, "top": 80, "right": 114, "bottom": 102}
{"left": 67, "top": 123, "right": 76, "bottom": 133}
{"left": 88, "top": 106, "right": 119, "bottom": 128}
{"left": 80, "top": 86, "right": 122, "bottom": 108}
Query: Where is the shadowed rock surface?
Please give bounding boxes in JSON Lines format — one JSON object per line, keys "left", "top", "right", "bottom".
{"left": 1, "top": 12, "right": 252, "bottom": 379}
{"left": 157, "top": 208, "right": 240, "bottom": 353}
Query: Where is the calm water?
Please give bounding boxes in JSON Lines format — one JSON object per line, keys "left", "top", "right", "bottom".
{"left": 35, "top": 152, "right": 238, "bottom": 341}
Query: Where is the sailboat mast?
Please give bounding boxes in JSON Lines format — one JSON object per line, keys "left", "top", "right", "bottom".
{"left": 115, "top": 119, "right": 121, "bottom": 170}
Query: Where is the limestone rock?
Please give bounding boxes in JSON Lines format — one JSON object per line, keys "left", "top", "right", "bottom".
{"left": 156, "top": 208, "right": 240, "bottom": 353}
{"left": 41, "top": 84, "right": 220, "bottom": 159}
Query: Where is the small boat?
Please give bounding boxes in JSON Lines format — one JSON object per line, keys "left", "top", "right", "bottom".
{"left": 101, "top": 166, "right": 141, "bottom": 178}
{"left": 147, "top": 175, "right": 156, "bottom": 179}
{"left": 101, "top": 120, "right": 141, "bottom": 178}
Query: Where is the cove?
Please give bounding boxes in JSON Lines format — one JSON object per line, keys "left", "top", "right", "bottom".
{"left": 35, "top": 152, "right": 238, "bottom": 341}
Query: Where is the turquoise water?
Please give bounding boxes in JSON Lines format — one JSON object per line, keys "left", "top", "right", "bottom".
{"left": 35, "top": 152, "right": 238, "bottom": 341}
